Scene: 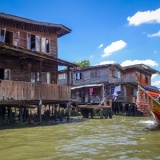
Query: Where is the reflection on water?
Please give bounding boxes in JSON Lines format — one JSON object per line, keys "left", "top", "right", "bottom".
{"left": 0, "top": 116, "right": 160, "bottom": 160}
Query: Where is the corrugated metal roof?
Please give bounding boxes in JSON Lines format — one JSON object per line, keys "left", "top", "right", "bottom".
{"left": 71, "top": 84, "right": 103, "bottom": 90}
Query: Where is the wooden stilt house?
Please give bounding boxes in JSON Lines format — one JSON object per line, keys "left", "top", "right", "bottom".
{"left": 0, "top": 13, "right": 77, "bottom": 124}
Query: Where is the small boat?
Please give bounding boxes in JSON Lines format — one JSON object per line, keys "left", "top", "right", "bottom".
{"left": 136, "top": 85, "right": 160, "bottom": 123}
{"left": 144, "top": 86, "right": 160, "bottom": 98}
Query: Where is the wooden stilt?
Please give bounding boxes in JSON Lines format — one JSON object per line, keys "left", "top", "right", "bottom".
{"left": 19, "top": 107, "right": 23, "bottom": 124}
{"left": 39, "top": 100, "right": 42, "bottom": 123}
{"left": 54, "top": 104, "right": 57, "bottom": 122}
{"left": 52, "top": 104, "right": 54, "bottom": 118}
{"left": 67, "top": 103, "right": 71, "bottom": 122}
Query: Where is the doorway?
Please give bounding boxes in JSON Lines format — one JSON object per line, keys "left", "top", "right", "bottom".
{"left": 0, "top": 69, "right": 4, "bottom": 80}
{"left": 5, "top": 31, "right": 13, "bottom": 45}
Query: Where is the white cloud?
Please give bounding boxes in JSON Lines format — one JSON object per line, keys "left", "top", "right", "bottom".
{"left": 101, "top": 40, "right": 127, "bottom": 57}
{"left": 90, "top": 55, "right": 94, "bottom": 58}
{"left": 121, "top": 59, "right": 158, "bottom": 67}
{"left": 151, "top": 74, "right": 160, "bottom": 88}
{"left": 147, "top": 30, "right": 160, "bottom": 37}
{"left": 99, "top": 61, "right": 115, "bottom": 65}
{"left": 151, "top": 74, "right": 158, "bottom": 80}
{"left": 98, "top": 43, "right": 103, "bottom": 48}
{"left": 127, "top": 8, "right": 160, "bottom": 26}
{"left": 151, "top": 80, "right": 160, "bottom": 88}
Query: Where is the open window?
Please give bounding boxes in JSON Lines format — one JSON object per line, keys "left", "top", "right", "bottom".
{"left": 75, "top": 72, "right": 82, "bottom": 80}
{"left": 4, "top": 69, "right": 11, "bottom": 80}
{"left": 5, "top": 31, "right": 13, "bottom": 45}
{"left": 27, "top": 34, "right": 36, "bottom": 51}
{"left": 0, "top": 69, "right": 11, "bottom": 80}
{"left": 31, "top": 72, "right": 40, "bottom": 83}
{"left": 0, "top": 29, "right": 6, "bottom": 42}
{"left": 113, "top": 70, "right": 121, "bottom": 78}
{"left": 41, "top": 37, "right": 50, "bottom": 53}
{"left": 14, "top": 32, "right": 20, "bottom": 46}
{"left": 31, "top": 72, "right": 50, "bottom": 83}
{"left": 41, "top": 72, "right": 50, "bottom": 83}
{"left": 36, "top": 36, "right": 40, "bottom": 52}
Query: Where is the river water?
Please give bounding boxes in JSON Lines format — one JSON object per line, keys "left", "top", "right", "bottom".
{"left": 0, "top": 116, "right": 160, "bottom": 160}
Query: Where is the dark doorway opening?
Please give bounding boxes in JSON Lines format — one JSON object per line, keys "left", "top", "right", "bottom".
{"left": 5, "top": 31, "right": 13, "bottom": 44}
{"left": 0, "top": 69, "right": 4, "bottom": 79}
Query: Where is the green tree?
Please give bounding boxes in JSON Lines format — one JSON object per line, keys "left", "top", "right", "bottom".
{"left": 73, "top": 59, "right": 90, "bottom": 68}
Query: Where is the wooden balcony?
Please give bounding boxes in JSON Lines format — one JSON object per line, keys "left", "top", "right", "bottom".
{"left": 115, "top": 95, "right": 136, "bottom": 104}
{"left": 0, "top": 80, "right": 71, "bottom": 105}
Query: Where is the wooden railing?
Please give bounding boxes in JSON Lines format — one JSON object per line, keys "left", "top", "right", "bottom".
{"left": 116, "top": 95, "right": 136, "bottom": 103}
{"left": 0, "top": 80, "right": 71, "bottom": 101}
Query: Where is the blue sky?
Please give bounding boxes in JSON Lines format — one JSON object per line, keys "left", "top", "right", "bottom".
{"left": 1, "top": 0, "right": 160, "bottom": 87}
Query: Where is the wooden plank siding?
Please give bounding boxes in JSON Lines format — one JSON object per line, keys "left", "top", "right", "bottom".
{"left": 0, "top": 21, "right": 58, "bottom": 57}
{"left": 0, "top": 80, "right": 71, "bottom": 101}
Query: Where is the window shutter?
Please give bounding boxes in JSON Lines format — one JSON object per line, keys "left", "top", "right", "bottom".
{"left": 14, "top": 32, "right": 20, "bottom": 46}
{"left": 41, "top": 37, "right": 46, "bottom": 53}
{"left": 36, "top": 36, "right": 40, "bottom": 52}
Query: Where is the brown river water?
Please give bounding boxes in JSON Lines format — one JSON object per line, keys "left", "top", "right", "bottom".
{"left": 0, "top": 116, "right": 160, "bottom": 160}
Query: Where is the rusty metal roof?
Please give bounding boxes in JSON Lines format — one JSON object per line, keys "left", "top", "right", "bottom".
{"left": 123, "top": 64, "right": 160, "bottom": 74}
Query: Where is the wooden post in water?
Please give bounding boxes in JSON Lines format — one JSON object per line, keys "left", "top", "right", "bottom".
{"left": 109, "top": 99, "right": 112, "bottom": 119}
{"left": 8, "top": 106, "right": 11, "bottom": 124}
{"left": 54, "top": 104, "right": 57, "bottom": 122}
{"left": 90, "top": 109, "right": 94, "bottom": 118}
{"left": 67, "top": 103, "right": 71, "bottom": 122}
{"left": 39, "top": 100, "right": 42, "bottom": 123}
{"left": 19, "top": 107, "right": 23, "bottom": 124}
{"left": 52, "top": 104, "right": 54, "bottom": 119}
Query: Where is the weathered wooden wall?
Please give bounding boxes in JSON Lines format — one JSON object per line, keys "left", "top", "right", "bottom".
{"left": 0, "top": 20, "right": 58, "bottom": 57}
{"left": 72, "top": 68, "right": 109, "bottom": 86}
{"left": 72, "top": 66, "right": 123, "bottom": 86}
{"left": 0, "top": 80, "right": 71, "bottom": 101}
{"left": 0, "top": 55, "right": 57, "bottom": 83}
{"left": 135, "top": 71, "right": 151, "bottom": 86}
{"left": 123, "top": 70, "right": 151, "bottom": 86}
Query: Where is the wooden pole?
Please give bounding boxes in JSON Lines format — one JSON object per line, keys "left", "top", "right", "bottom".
{"left": 19, "top": 107, "right": 23, "bottom": 124}
{"left": 54, "top": 104, "right": 57, "bottom": 122}
{"left": 67, "top": 67, "right": 70, "bottom": 85}
{"left": 67, "top": 103, "right": 71, "bottom": 122}
{"left": 39, "top": 100, "right": 42, "bottom": 123}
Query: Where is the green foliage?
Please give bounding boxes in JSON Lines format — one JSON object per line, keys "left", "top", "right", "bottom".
{"left": 73, "top": 59, "right": 90, "bottom": 68}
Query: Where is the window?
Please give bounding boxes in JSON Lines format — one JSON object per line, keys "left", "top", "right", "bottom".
{"left": 41, "top": 37, "right": 50, "bottom": 53}
{"left": 36, "top": 36, "right": 40, "bottom": 52}
{"left": 113, "top": 70, "right": 121, "bottom": 78}
{"left": 27, "top": 34, "right": 40, "bottom": 51}
{"left": 31, "top": 34, "right": 36, "bottom": 51}
{"left": 27, "top": 34, "right": 31, "bottom": 49}
{"left": 0, "top": 29, "right": 19, "bottom": 46}
{"left": 75, "top": 73, "right": 82, "bottom": 80}
{"left": 31, "top": 72, "right": 36, "bottom": 83}
{"left": 4, "top": 69, "right": 11, "bottom": 80}
{"left": 41, "top": 72, "right": 50, "bottom": 83}
{"left": 46, "top": 39, "right": 49, "bottom": 53}
{"left": 59, "top": 73, "right": 66, "bottom": 80}
{"left": 31, "top": 72, "right": 50, "bottom": 83}
{"left": 5, "top": 31, "right": 13, "bottom": 45}
{"left": 31, "top": 72, "right": 40, "bottom": 83}
{"left": 0, "top": 69, "right": 11, "bottom": 80}
{"left": 27, "top": 34, "right": 50, "bottom": 53}
{"left": 90, "top": 70, "right": 100, "bottom": 78}
{"left": 14, "top": 32, "right": 20, "bottom": 46}
{"left": 0, "top": 29, "right": 6, "bottom": 42}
